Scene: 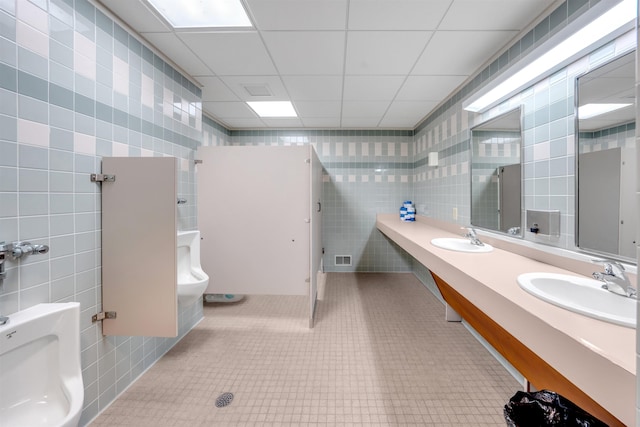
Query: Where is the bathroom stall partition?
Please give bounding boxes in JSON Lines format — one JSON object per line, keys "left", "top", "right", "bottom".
{"left": 196, "top": 146, "right": 323, "bottom": 327}
{"left": 99, "top": 157, "right": 178, "bottom": 337}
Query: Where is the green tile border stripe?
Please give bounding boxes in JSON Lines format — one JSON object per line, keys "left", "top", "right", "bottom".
{"left": 579, "top": 121, "right": 635, "bottom": 139}
{"left": 323, "top": 161, "right": 414, "bottom": 170}
{"left": 231, "top": 129, "right": 414, "bottom": 138}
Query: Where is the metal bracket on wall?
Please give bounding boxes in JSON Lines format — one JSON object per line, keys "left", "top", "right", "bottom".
{"left": 90, "top": 174, "right": 116, "bottom": 183}
{"left": 92, "top": 311, "right": 117, "bottom": 322}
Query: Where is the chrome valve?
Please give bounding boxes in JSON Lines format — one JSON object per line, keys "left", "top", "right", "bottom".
{"left": 0, "top": 241, "right": 50, "bottom": 286}
{"left": 11, "top": 242, "right": 49, "bottom": 257}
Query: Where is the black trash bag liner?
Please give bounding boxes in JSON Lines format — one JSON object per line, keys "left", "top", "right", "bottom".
{"left": 504, "top": 390, "right": 608, "bottom": 427}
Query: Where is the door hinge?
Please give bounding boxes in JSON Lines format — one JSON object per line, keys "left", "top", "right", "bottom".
{"left": 90, "top": 174, "right": 116, "bottom": 183}
{"left": 92, "top": 311, "right": 117, "bottom": 322}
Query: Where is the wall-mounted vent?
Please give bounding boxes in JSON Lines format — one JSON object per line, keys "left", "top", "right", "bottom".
{"left": 335, "top": 255, "right": 352, "bottom": 266}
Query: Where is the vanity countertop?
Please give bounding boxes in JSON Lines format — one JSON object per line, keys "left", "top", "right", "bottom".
{"left": 376, "top": 213, "right": 635, "bottom": 426}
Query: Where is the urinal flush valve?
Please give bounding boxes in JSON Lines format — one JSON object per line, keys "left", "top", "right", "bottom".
{"left": 0, "top": 241, "right": 50, "bottom": 284}
{"left": 10, "top": 242, "right": 49, "bottom": 257}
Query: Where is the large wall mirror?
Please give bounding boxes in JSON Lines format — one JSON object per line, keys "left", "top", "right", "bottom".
{"left": 576, "top": 51, "right": 636, "bottom": 262}
{"left": 470, "top": 107, "right": 523, "bottom": 236}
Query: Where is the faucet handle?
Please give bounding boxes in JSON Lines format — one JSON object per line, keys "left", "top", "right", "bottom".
{"left": 592, "top": 259, "right": 625, "bottom": 273}
{"left": 461, "top": 226, "right": 476, "bottom": 236}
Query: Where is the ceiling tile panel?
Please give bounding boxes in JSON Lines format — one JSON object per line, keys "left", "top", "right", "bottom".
{"left": 379, "top": 101, "right": 438, "bottom": 128}
{"left": 345, "top": 31, "right": 432, "bottom": 75}
{"left": 245, "top": 0, "right": 348, "bottom": 30}
{"left": 141, "top": 32, "right": 211, "bottom": 76}
{"left": 178, "top": 31, "right": 277, "bottom": 76}
{"left": 348, "top": 0, "right": 452, "bottom": 30}
{"left": 440, "top": 0, "right": 557, "bottom": 31}
{"left": 282, "top": 76, "right": 343, "bottom": 101}
{"left": 342, "top": 101, "right": 390, "bottom": 118}
{"left": 99, "top": 0, "right": 561, "bottom": 129}
{"left": 343, "top": 76, "right": 406, "bottom": 101}
{"left": 395, "top": 75, "right": 467, "bottom": 101}
{"left": 293, "top": 101, "right": 342, "bottom": 117}
{"left": 261, "top": 31, "right": 345, "bottom": 75}
{"left": 194, "top": 76, "right": 240, "bottom": 102}
{"left": 412, "top": 30, "right": 518, "bottom": 75}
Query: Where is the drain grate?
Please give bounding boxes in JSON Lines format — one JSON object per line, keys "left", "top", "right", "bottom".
{"left": 215, "top": 392, "right": 234, "bottom": 408}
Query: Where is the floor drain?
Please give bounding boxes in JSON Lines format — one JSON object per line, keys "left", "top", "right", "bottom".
{"left": 215, "top": 392, "right": 234, "bottom": 408}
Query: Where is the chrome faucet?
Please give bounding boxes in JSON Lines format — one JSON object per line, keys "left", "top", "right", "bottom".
{"left": 463, "top": 227, "right": 484, "bottom": 246}
{"left": 592, "top": 260, "right": 636, "bottom": 298}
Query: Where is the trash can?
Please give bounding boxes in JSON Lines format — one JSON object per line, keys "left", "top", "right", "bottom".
{"left": 504, "top": 390, "right": 607, "bottom": 426}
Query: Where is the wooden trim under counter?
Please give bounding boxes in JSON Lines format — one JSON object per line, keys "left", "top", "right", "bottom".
{"left": 432, "top": 272, "right": 624, "bottom": 427}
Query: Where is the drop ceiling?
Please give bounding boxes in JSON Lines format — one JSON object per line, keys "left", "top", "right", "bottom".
{"left": 98, "top": 0, "right": 560, "bottom": 130}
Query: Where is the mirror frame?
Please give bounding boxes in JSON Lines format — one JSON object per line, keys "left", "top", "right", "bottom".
{"left": 574, "top": 50, "right": 636, "bottom": 264}
{"left": 469, "top": 106, "right": 524, "bottom": 238}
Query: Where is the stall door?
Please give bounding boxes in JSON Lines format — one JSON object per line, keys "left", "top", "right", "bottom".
{"left": 197, "top": 146, "right": 310, "bottom": 296}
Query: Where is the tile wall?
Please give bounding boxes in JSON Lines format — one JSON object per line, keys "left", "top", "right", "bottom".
{"left": 0, "top": 0, "right": 207, "bottom": 424}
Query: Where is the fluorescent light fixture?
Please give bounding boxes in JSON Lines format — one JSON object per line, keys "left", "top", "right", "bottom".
{"left": 464, "top": 0, "right": 636, "bottom": 112}
{"left": 247, "top": 101, "right": 297, "bottom": 118}
{"left": 578, "top": 103, "right": 632, "bottom": 119}
{"left": 147, "top": 0, "right": 252, "bottom": 29}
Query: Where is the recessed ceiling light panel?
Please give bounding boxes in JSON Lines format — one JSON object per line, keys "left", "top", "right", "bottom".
{"left": 247, "top": 101, "right": 297, "bottom": 117}
{"left": 146, "top": 0, "right": 252, "bottom": 29}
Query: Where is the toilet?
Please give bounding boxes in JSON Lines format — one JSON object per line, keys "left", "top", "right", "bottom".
{"left": 0, "top": 302, "right": 84, "bottom": 427}
{"left": 177, "top": 230, "right": 209, "bottom": 307}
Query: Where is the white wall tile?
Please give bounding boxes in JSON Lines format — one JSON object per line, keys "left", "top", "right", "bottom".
{"left": 113, "top": 56, "right": 129, "bottom": 96}
{"left": 74, "top": 133, "right": 96, "bottom": 156}
{"left": 16, "top": 21, "right": 49, "bottom": 58}
{"left": 17, "top": 0, "right": 49, "bottom": 34}
{"left": 17, "top": 119, "right": 49, "bottom": 147}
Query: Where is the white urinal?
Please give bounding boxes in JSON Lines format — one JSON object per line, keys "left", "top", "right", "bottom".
{"left": 0, "top": 302, "right": 84, "bottom": 427}
{"left": 177, "top": 230, "right": 209, "bottom": 307}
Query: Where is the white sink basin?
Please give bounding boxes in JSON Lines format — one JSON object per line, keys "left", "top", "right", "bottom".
{"left": 431, "top": 238, "right": 493, "bottom": 253}
{"left": 517, "top": 272, "right": 636, "bottom": 328}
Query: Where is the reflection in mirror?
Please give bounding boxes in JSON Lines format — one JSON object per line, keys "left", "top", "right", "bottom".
{"left": 470, "top": 108, "right": 523, "bottom": 236}
{"left": 576, "top": 51, "right": 636, "bottom": 262}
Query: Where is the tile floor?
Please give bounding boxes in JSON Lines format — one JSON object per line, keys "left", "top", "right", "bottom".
{"left": 90, "top": 273, "right": 520, "bottom": 426}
